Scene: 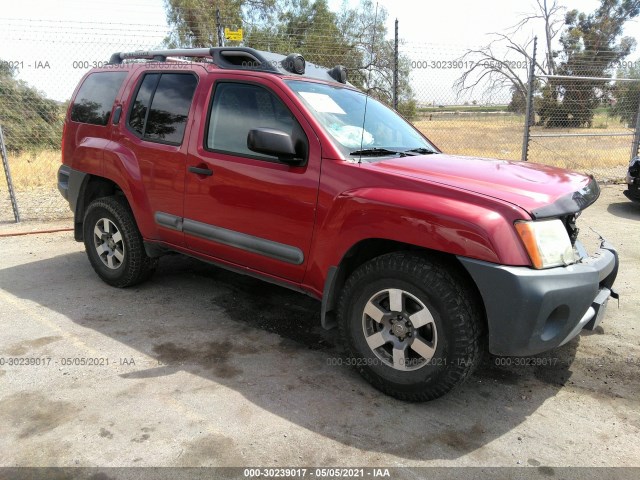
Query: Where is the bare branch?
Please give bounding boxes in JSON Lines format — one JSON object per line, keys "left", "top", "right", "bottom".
{"left": 453, "top": 0, "right": 564, "bottom": 104}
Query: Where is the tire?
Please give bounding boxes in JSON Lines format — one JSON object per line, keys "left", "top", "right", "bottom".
{"left": 83, "top": 195, "right": 157, "bottom": 287}
{"left": 337, "top": 252, "right": 484, "bottom": 401}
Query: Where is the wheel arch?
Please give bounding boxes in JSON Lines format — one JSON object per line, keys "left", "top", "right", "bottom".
{"left": 73, "top": 175, "right": 126, "bottom": 241}
{"left": 320, "top": 238, "right": 487, "bottom": 336}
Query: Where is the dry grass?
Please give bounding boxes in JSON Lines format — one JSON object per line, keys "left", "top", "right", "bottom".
{"left": 5, "top": 149, "right": 61, "bottom": 191}
{"left": 415, "top": 112, "right": 633, "bottom": 179}
{"left": 3, "top": 114, "right": 632, "bottom": 194}
{"left": 415, "top": 114, "right": 525, "bottom": 161}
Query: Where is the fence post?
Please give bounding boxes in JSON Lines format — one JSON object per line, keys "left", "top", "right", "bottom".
{"left": 0, "top": 125, "right": 20, "bottom": 223}
{"left": 521, "top": 36, "right": 537, "bottom": 162}
{"left": 393, "top": 18, "right": 398, "bottom": 110}
{"left": 632, "top": 97, "right": 640, "bottom": 161}
{"left": 216, "top": 8, "right": 223, "bottom": 47}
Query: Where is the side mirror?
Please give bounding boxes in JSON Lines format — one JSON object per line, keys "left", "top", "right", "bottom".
{"left": 247, "top": 128, "right": 301, "bottom": 163}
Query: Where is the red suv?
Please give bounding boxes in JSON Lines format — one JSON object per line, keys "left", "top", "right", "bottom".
{"left": 58, "top": 47, "right": 619, "bottom": 401}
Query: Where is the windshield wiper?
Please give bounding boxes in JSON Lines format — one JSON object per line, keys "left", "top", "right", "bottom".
{"left": 403, "top": 147, "right": 437, "bottom": 155}
{"left": 350, "top": 148, "right": 407, "bottom": 157}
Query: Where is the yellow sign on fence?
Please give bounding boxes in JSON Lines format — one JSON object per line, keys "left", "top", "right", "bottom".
{"left": 224, "top": 28, "right": 243, "bottom": 41}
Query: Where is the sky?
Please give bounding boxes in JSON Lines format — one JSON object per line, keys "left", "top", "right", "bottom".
{"left": 338, "top": 0, "right": 640, "bottom": 47}
{"left": 1, "top": 0, "right": 639, "bottom": 104}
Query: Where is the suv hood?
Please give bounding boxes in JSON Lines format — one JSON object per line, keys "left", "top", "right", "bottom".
{"left": 368, "top": 153, "right": 598, "bottom": 218}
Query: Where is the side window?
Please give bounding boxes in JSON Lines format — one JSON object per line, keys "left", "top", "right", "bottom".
{"left": 129, "top": 74, "right": 158, "bottom": 135}
{"left": 127, "top": 73, "right": 198, "bottom": 145}
{"left": 70, "top": 72, "right": 127, "bottom": 125}
{"left": 206, "top": 83, "right": 303, "bottom": 161}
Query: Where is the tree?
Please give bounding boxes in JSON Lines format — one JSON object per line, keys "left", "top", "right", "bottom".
{"left": 611, "top": 59, "right": 640, "bottom": 127}
{"left": 507, "top": 87, "right": 527, "bottom": 113}
{"left": 244, "top": 0, "right": 353, "bottom": 72}
{"left": 454, "top": 0, "right": 640, "bottom": 128}
{"left": 164, "top": 0, "right": 417, "bottom": 119}
{"left": 539, "top": 0, "right": 640, "bottom": 127}
{"left": 0, "top": 60, "right": 17, "bottom": 78}
{"left": 247, "top": 0, "right": 416, "bottom": 116}
{"left": 454, "top": 0, "right": 564, "bottom": 106}
{"left": 163, "top": 0, "right": 275, "bottom": 48}
{"left": 0, "top": 62, "right": 63, "bottom": 153}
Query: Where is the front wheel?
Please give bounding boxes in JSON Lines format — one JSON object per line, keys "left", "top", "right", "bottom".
{"left": 83, "top": 196, "right": 157, "bottom": 287}
{"left": 337, "top": 252, "right": 484, "bottom": 401}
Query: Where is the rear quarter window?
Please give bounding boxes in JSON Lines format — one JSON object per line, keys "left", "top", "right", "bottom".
{"left": 127, "top": 73, "right": 198, "bottom": 145}
{"left": 70, "top": 72, "right": 128, "bottom": 126}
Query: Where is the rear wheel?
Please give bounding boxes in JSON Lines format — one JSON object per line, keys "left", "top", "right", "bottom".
{"left": 83, "top": 196, "right": 157, "bottom": 287}
{"left": 337, "top": 252, "right": 483, "bottom": 401}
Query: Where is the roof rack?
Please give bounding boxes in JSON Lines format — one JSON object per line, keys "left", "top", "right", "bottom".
{"left": 108, "top": 47, "right": 348, "bottom": 84}
{"left": 109, "top": 47, "right": 279, "bottom": 71}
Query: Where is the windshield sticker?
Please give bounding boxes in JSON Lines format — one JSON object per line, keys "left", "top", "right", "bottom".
{"left": 327, "top": 124, "right": 374, "bottom": 148}
{"left": 299, "top": 92, "right": 346, "bottom": 114}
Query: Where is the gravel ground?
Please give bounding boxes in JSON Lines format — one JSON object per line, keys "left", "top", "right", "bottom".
{"left": 0, "top": 187, "right": 72, "bottom": 224}
{"left": 0, "top": 185, "right": 638, "bottom": 473}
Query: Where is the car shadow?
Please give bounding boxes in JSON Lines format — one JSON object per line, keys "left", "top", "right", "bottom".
{"left": 0, "top": 250, "right": 586, "bottom": 461}
{"left": 607, "top": 201, "right": 640, "bottom": 220}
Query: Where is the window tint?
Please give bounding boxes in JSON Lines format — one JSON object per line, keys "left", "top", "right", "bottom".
{"left": 129, "top": 74, "right": 159, "bottom": 135}
{"left": 71, "top": 72, "right": 127, "bottom": 125}
{"left": 128, "top": 73, "right": 198, "bottom": 145}
{"left": 207, "top": 83, "right": 301, "bottom": 161}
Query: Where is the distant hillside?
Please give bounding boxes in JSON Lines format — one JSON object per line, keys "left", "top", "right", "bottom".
{"left": 0, "top": 61, "right": 64, "bottom": 153}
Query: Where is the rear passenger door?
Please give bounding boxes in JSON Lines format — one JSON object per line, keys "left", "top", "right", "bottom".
{"left": 182, "top": 76, "right": 322, "bottom": 282}
{"left": 112, "top": 70, "right": 199, "bottom": 246}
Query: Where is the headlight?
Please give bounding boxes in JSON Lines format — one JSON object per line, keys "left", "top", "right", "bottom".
{"left": 515, "top": 219, "right": 576, "bottom": 269}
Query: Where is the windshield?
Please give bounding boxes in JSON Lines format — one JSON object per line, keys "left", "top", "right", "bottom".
{"left": 286, "top": 80, "right": 437, "bottom": 159}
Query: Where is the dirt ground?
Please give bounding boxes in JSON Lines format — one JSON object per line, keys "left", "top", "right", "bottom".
{"left": 0, "top": 184, "right": 638, "bottom": 472}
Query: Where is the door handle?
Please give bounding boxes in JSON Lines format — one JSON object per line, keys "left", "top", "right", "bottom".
{"left": 188, "top": 166, "right": 213, "bottom": 176}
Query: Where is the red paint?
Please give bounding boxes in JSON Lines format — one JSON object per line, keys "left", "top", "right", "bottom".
{"left": 62, "top": 63, "right": 598, "bottom": 299}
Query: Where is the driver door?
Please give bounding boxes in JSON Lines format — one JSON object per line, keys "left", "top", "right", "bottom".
{"left": 182, "top": 76, "right": 322, "bottom": 282}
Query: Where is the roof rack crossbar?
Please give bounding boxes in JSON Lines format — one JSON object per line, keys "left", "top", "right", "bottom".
{"left": 108, "top": 47, "right": 280, "bottom": 73}
{"left": 109, "top": 48, "right": 213, "bottom": 64}
{"left": 107, "top": 47, "right": 347, "bottom": 84}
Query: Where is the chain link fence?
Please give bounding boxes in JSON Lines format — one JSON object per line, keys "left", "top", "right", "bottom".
{"left": 0, "top": 18, "right": 172, "bottom": 222}
{"left": 400, "top": 43, "right": 522, "bottom": 162}
{"left": 526, "top": 78, "right": 640, "bottom": 181}
{"left": 523, "top": 49, "right": 640, "bottom": 181}
{"left": 1, "top": 15, "right": 639, "bottom": 224}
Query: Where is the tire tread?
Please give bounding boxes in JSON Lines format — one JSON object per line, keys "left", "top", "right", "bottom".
{"left": 337, "top": 251, "right": 484, "bottom": 402}
{"left": 83, "top": 196, "right": 157, "bottom": 288}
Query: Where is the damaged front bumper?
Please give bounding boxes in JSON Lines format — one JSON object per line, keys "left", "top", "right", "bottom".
{"left": 458, "top": 240, "right": 619, "bottom": 357}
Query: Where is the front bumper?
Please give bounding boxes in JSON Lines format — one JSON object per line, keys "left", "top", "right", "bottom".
{"left": 458, "top": 240, "right": 619, "bottom": 356}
